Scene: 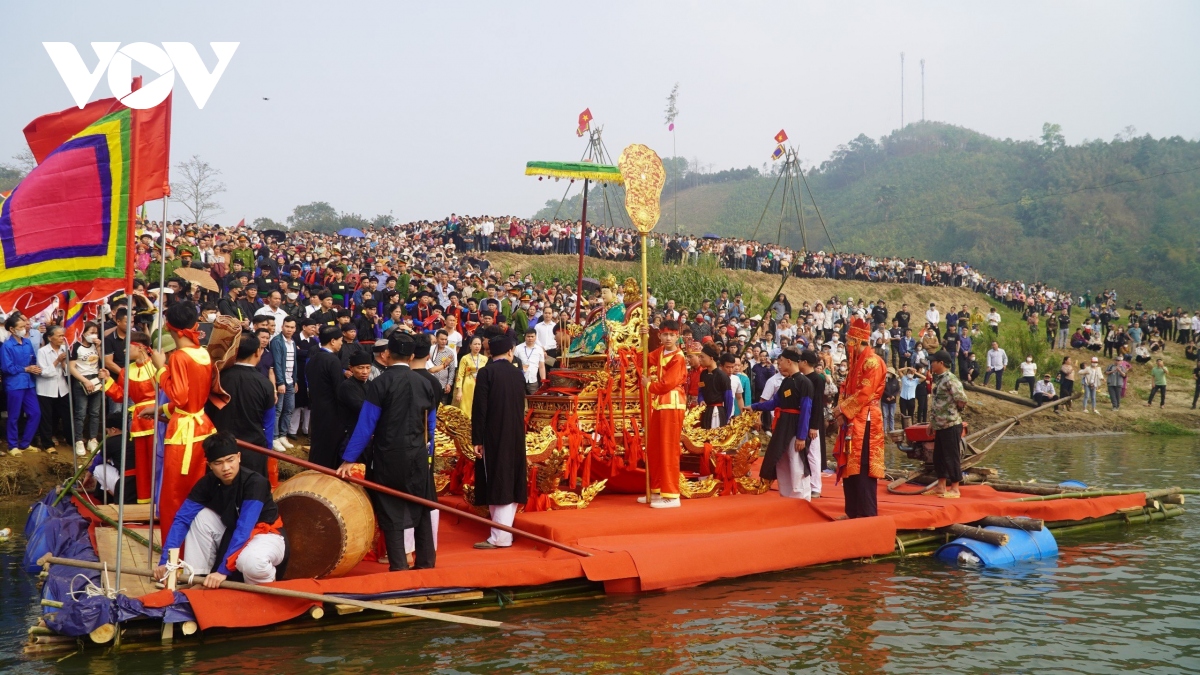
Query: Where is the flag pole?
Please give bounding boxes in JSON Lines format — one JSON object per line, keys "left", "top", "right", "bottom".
{"left": 574, "top": 179, "right": 589, "bottom": 324}
{"left": 147, "top": 189, "right": 169, "bottom": 572}
{"left": 112, "top": 99, "right": 140, "bottom": 638}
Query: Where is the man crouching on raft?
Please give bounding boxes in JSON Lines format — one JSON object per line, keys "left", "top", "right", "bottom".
{"left": 154, "top": 432, "right": 288, "bottom": 587}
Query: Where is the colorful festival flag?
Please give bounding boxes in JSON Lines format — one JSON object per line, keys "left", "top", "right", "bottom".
{"left": 772, "top": 145, "right": 785, "bottom": 161}
{"left": 576, "top": 108, "right": 593, "bottom": 137}
{"left": 0, "top": 108, "right": 133, "bottom": 314}
{"left": 60, "top": 290, "right": 91, "bottom": 344}
{"left": 23, "top": 85, "right": 171, "bottom": 205}
{"left": 774, "top": 129, "right": 788, "bottom": 144}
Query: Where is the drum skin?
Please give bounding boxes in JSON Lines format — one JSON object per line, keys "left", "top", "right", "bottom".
{"left": 273, "top": 471, "right": 376, "bottom": 579}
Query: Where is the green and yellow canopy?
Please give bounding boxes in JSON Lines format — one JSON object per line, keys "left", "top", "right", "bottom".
{"left": 524, "top": 161, "right": 623, "bottom": 184}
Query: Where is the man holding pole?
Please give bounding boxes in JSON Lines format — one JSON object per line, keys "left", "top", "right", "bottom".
{"left": 640, "top": 320, "right": 687, "bottom": 508}
{"left": 155, "top": 431, "right": 288, "bottom": 587}
{"left": 833, "top": 317, "right": 887, "bottom": 518}
{"left": 337, "top": 332, "right": 440, "bottom": 570}
{"left": 151, "top": 302, "right": 216, "bottom": 540}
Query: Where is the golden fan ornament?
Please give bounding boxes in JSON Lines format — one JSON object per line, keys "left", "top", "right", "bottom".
{"left": 618, "top": 144, "right": 666, "bottom": 234}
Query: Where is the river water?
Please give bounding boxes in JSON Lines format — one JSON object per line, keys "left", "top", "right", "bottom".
{"left": 2, "top": 434, "right": 1198, "bottom": 674}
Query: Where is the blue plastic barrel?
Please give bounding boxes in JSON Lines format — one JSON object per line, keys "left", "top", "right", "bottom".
{"left": 1058, "top": 479, "right": 1088, "bottom": 489}
{"left": 935, "top": 525, "right": 1058, "bottom": 567}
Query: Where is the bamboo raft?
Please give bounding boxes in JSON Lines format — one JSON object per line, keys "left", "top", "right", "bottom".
{"left": 23, "top": 483, "right": 1191, "bottom": 658}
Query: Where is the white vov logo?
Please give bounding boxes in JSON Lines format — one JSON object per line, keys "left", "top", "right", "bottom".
{"left": 43, "top": 42, "right": 239, "bottom": 110}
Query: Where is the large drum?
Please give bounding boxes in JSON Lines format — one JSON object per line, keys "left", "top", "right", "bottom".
{"left": 273, "top": 471, "right": 375, "bottom": 579}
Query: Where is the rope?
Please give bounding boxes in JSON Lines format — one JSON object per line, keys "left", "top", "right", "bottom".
{"left": 163, "top": 559, "right": 197, "bottom": 586}
{"left": 68, "top": 566, "right": 123, "bottom": 601}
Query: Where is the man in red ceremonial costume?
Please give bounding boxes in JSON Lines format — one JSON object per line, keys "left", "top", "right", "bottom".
{"left": 99, "top": 331, "right": 164, "bottom": 504}
{"left": 640, "top": 320, "right": 687, "bottom": 509}
{"left": 833, "top": 317, "right": 887, "bottom": 518}
{"left": 150, "top": 303, "right": 216, "bottom": 541}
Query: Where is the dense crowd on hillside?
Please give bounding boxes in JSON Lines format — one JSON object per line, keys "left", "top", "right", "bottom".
{"left": 1, "top": 213, "right": 1196, "bottom": 459}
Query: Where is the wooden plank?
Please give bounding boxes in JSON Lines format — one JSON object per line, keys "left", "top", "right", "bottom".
{"left": 334, "top": 590, "right": 485, "bottom": 615}
{"left": 94, "top": 526, "right": 162, "bottom": 598}
{"left": 93, "top": 504, "right": 153, "bottom": 523}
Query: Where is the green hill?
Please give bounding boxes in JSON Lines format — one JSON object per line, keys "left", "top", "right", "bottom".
{"left": 533, "top": 122, "right": 1200, "bottom": 305}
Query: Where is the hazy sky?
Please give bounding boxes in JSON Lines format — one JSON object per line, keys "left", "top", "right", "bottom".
{"left": 2, "top": 1, "right": 1197, "bottom": 226}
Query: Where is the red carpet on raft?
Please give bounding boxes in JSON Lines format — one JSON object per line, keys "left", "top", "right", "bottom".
{"left": 168, "top": 477, "right": 1145, "bottom": 629}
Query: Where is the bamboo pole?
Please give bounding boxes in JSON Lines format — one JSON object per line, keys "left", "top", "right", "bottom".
{"left": 233, "top": 439, "right": 592, "bottom": 558}
{"left": 640, "top": 232, "right": 651, "bottom": 507}
{"left": 39, "top": 555, "right": 511, "bottom": 630}
{"left": 161, "top": 548, "right": 179, "bottom": 643}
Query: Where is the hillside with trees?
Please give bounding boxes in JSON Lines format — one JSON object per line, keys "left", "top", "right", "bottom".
{"left": 533, "top": 122, "right": 1200, "bottom": 305}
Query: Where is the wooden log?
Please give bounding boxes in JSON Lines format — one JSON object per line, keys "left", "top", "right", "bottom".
{"left": 30, "top": 634, "right": 77, "bottom": 645}
{"left": 941, "top": 523, "right": 1009, "bottom": 547}
{"left": 40, "top": 599, "right": 64, "bottom": 609}
{"left": 181, "top": 621, "right": 199, "bottom": 636}
{"left": 40, "top": 555, "right": 509, "bottom": 630}
{"left": 985, "top": 482, "right": 1070, "bottom": 496}
{"left": 963, "top": 382, "right": 1037, "bottom": 407}
{"left": 89, "top": 623, "right": 116, "bottom": 644}
{"left": 1165, "top": 494, "right": 1185, "bottom": 505}
{"left": 973, "top": 516, "right": 1044, "bottom": 531}
{"left": 308, "top": 606, "right": 325, "bottom": 620}
{"left": 1143, "top": 487, "right": 1181, "bottom": 500}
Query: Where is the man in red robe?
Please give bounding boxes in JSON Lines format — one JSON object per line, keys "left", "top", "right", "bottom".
{"left": 100, "top": 332, "right": 164, "bottom": 504}
{"left": 641, "top": 320, "right": 687, "bottom": 508}
{"left": 833, "top": 317, "right": 887, "bottom": 518}
{"left": 150, "top": 303, "right": 216, "bottom": 541}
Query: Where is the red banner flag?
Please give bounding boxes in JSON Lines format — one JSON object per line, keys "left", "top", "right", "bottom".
{"left": 774, "top": 129, "right": 788, "bottom": 144}
{"left": 576, "top": 108, "right": 593, "bottom": 137}
{"left": 22, "top": 84, "right": 171, "bottom": 206}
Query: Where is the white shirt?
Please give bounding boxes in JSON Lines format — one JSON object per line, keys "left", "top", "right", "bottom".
{"left": 255, "top": 305, "right": 288, "bottom": 335}
{"left": 1019, "top": 361, "right": 1038, "bottom": 378}
{"left": 36, "top": 343, "right": 70, "bottom": 397}
{"left": 926, "top": 308, "right": 940, "bottom": 325}
{"left": 515, "top": 343, "right": 544, "bottom": 384}
{"left": 534, "top": 321, "right": 557, "bottom": 351}
{"left": 1034, "top": 380, "right": 1056, "bottom": 397}
{"left": 987, "top": 311, "right": 1001, "bottom": 327}
{"left": 986, "top": 348, "right": 1008, "bottom": 370}
{"left": 445, "top": 329, "right": 463, "bottom": 354}
{"left": 760, "top": 372, "right": 784, "bottom": 401}
{"left": 729, "top": 372, "right": 744, "bottom": 412}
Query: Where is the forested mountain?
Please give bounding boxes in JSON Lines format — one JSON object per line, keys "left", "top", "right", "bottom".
{"left": 532, "top": 122, "right": 1200, "bottom": 305}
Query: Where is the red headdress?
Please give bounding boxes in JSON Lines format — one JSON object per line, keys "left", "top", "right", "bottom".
{"left": 846, "top": 317, "right": 872, "bottom": 343}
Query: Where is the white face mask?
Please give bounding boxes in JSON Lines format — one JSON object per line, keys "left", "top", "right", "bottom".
{"left": 86, "top": 333, "right": 99, "bottom": 344}
{"left": 287, "top": 292, "right": 299, "bottom": 301}
{"left": 204, "top": 313, "right": 217, "bottom": 323}
{"left": 14, "top": 328, "right": 27, "bottom": 338}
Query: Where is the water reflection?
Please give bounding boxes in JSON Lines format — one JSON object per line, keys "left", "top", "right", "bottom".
{"left": 1, "top": 435, "right": 1198, "bottom": 674}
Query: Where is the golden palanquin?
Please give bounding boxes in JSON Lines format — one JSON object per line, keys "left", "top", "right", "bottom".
{"left": 433, "top": 285, "right": 767, "bottom": 510}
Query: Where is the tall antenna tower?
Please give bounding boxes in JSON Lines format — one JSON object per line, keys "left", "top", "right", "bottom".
{"left": 900, "top": 52, "right": 905, "bottom": 129}
{"left": 920, "top": 58, "right": 925, "bottom": 121}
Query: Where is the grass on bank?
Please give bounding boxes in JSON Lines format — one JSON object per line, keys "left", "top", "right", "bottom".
{"left": 1130, "top": 419, "right": 1198, "bottom": 436}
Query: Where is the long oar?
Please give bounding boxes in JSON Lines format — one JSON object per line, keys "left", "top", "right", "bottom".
{"left": 38, "top": 555, "right": 510, "bottom": 630}
{"left": 235, "top": 439, "right": 593, "bottom": 558}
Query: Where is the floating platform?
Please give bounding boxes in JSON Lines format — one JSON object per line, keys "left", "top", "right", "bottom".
{"left": 25, "top": 476, "right": 1186, "bottom": 654}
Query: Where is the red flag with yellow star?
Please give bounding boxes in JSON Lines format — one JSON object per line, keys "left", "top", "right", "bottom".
{"left": 576, "top": 108, "right": 593, "bottom": 137}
